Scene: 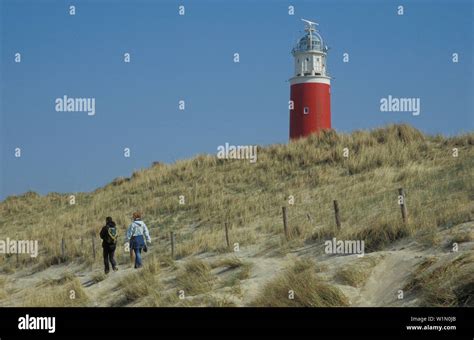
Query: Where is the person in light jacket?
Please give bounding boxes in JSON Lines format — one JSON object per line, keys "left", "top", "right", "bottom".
{"left": 125, "top": 211, "right": 151, "bottom": 269}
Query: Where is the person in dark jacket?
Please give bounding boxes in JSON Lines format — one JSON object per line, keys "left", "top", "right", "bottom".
{"left": 99, "top": 216, "right": 118, "bottom": 274}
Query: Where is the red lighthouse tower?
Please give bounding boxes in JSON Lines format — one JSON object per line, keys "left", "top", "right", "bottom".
{"left": 289, "top": 19, "right": 331, "bottom": 140}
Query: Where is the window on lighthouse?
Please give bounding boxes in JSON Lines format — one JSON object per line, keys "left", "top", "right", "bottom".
{"left": 304, "top": 107, "right": 309, "bottom": 115}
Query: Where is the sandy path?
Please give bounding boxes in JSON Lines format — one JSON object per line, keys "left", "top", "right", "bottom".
{"left": 352, "top": 250, "right": 423, "bottom": 306}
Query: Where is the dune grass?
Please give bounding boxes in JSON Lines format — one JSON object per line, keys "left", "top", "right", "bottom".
{"left": 119, "top": 256, "right": 162, "bottom": 303}
{"left": 335, "top": 256, "right": 382, "bottom": 287}
{"left": 0, "top": 124, "right": 472, "bottom": 306}
{"left": 175, "top": 294, "right": 237, "bottom": 307}
{"left": 0, "top": 277, "right": 8, "bottom": 300}
{"left": 91, "top": 272, "right": 107, "bottom": 283}
{"left": 22, "top": 278, "right": 89, "bottom": 307}
{"left": 210, "top": 256, "right": 244, "bottom": 269}
{"left": 1, "top": 124, "right": 472, "bottom": 272}
{"left": 403, "top": 253, "right": 474, "bottom": 307}
{"left": 214, "top": 257, "right": 253, "bottom": 290}
{"left": 449, "top": 229, "right": 474, "bottom": 245}
{"left": 251, "top": 258, "right": 349, "bottom": 307}
{"left": 175, "top": 258, "right": 216, "bottom": 296}
{"left": 38, "top": 271, "right": 76, "bottom": 286}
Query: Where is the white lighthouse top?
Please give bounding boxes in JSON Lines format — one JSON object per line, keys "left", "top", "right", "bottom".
{"left": 289, "top": 19, "right": 330, "bottom": 84}
{"left": 292, "top": 18, "right": 328, "bottom": 54}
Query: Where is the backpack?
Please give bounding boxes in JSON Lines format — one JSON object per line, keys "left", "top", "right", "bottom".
{"left": 106, "top": 226, "right": 118, "bottom": 244}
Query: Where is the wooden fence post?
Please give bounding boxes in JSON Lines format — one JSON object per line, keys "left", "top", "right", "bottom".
{"left": 91, "top": 234, "right": 96, "bottom": 260}
{"left": 224, "top": 222, "right": 230, "bottom": 249}
{"left": 282, "top": 207, "right": 289, "bottom": 241}
{"left": 61, "top": 237, "right": 66, "bottom": 259}
{"left": 333, "top": 200, "right": 341, "bottom": 229}
{"left": 398, "top": 188, "right": 408, "bottom": 224}
{"left": 170, "top": 231, "right": 175, "bottom": 259}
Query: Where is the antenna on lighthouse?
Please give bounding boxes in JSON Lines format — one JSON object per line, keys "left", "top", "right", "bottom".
{"left": 301, "top": 18, "right": 318, "bottom": 32}
{"left": 301, "top": 19, "right": 318, "bottom": 51}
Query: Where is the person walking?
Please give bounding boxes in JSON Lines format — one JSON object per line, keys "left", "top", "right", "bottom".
{"left": 125, "top": 212, "right": 151, "bottom": 269}
{"left": 99, "top": 216, "right": 118, "bottom": 274}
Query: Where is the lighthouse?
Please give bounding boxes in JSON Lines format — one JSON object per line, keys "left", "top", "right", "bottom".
{"left": 289, "top": 19, "right": 331, "bottom": 139}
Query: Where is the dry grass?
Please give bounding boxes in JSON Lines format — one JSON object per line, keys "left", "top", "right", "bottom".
{"left": 251, "top": 259, "right": 349, "bottom": 307}
{"left": 204, "top": 296, "right": 237, "bottom": 307}
{"left": 211, "top": 256, "right": 253, "bottom": 283}
{"left": 403, "top": 253, "right": 474, "bottom": 307}
{"left": 22, "top": 278, "right": 89, "bottom": 307}
{"left": 237, "top": 262, "right": 252, "bottom": 280}
{"left": 175, "top": 259, "right": 216, "bottom": 296}
{"left": 0, "top": 277, "right": 8, "bottom": 300}
{"left": 142, "top": 291, "right": 179, "bottom": 307}
{"left": 92, "top": 272, "right": 107, "bottom": 283}
{"left": 120, "top": 272, "right": 157, "bottom": 303}
{"left": 210, "top": 256, "right": 244, "bottom": 269}
{"left": 119, "top": 256, "right": 162, "bottom": 303}
{"left": 218, "top": 260, "right": 253, "bottom": 290}
{"left": 37, "top": 271, "right": 76, "bottom": 287}
{"left": 1, "top": 125, "right": 472, "bottom": 268}
{"left": 0, "top": 124, "right": 472, "bottom": 307}
{"left": 449, "top": 230, "right": 474, "bottom": 245}
{"left": 175, "top": 294, "right": 237, "bottom": 307}
{"left": 335, "top": 256, "right": 382, "bottom": 287}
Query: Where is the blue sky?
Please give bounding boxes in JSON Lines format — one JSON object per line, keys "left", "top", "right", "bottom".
{"left": 1, "top": 0, "right": 472, "bottom": 200}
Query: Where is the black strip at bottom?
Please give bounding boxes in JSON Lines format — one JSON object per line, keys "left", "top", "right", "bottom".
{"left": 0, "top": 307, "right": 471, "bottom": 339}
